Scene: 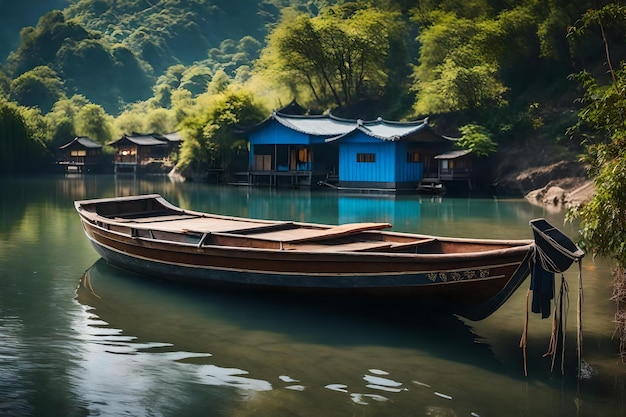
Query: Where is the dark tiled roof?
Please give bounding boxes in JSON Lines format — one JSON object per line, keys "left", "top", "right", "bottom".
{"left": 108, "top": 134, "right": 167, "bottom": 147}
{"left": 59, "top": 136, "right": 102, "bottom": 149}
{"left": 160, "top": 132, "right": 182, "bottom": 142}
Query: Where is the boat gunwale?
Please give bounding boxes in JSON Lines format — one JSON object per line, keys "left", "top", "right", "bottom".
{"left": 78, "top": 212, "right": 535, "bottom": 261}
{"left": 75, "top": 194, "right": 534, "bottom": 246}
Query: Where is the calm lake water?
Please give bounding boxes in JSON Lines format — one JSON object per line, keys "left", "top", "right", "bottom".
{"left": 0, "top": 175, "right": 624, "bottom": 417}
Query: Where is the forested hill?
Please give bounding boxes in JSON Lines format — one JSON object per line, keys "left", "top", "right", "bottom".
{"left": 0, "top": 0, "right": 316, "bottom": 113}
{"left": 0, "top": 0, "right": 69, "bottom": 59}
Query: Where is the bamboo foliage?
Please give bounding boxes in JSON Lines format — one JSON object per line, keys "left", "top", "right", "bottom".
{"left": 566, "top": 4, "right": 626, "bottom": 360}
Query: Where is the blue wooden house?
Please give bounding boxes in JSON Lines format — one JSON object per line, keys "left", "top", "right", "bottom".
{"left": 244, "top": 110, "right": 457, "bottom": 191}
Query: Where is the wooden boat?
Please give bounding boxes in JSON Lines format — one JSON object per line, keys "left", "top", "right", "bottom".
{"left": 74, "top": 194, "right": 581, "bottom": 321}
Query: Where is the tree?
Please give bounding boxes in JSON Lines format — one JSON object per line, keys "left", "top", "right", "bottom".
{"left": 411, "top": 11, "right": 509, "bottom": 115}
{"left": 170, "top": 89, "right": 194, "bottom": 124}
{"left": 0, "top": 71, "right": 10, "bottom": 96}
{"left": 207, "top": 70, "right": 231, "bottom": 94}
{"left": 44, "top": 95, "right": 89, "bottom": 147}
{"left": 75, "top": 103, "right": 113, "bottom": 143}
{"left": 179, "top": 65, "right": 213, "bottom": 96}
{"left": 114, "top": 107, "right": 149, "bottom": 137}
{"left": 6, "top": 10, "right": 90, "bottom": 76}
{"left": 0, "top": 98, "right": 47, "bottom": 173}
{"left": 457, "top": 123, "right": 496, "bottom": 156}
{"left": 57, "top": 38, "right": 153, "bottom": 113}
{"left": 566, "top": 4, "right": 626, "bottom": 361}
{"left": 409, "top": 2, "right": 576, "bottom": 116}
{"left": 6, "top": 9, "right": 153, "bottom": 115}
{"left": 144, "top": 108, "right": 177, "bottom": 134}
{"left": 260, "top": 4, "right": 406, "bottom": 109}
{"left": 152, "top": 64, "right": 186, "bottom": 108}
{"left": 9, "top": 66, "right": 65, "bottom": 113}
{"left": 413, "top": 46, "right": 507, "bottom": 115}
{"left": 177, "top": 87, "right": 266, "bottom": 175}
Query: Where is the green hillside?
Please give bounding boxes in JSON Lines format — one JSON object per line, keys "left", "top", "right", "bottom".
{"left": 1, "top": 0, "right": 317, "bottom": 113}
{"left": 0, "top": 0, "right": 70, "bottom": 59}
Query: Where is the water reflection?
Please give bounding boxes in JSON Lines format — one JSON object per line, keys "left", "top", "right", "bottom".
{"left": 70, "top": 262, "right": 626, "bottom": 416}
{"left": 76, "top": 260, "right": 501, "bottom": 368}
{"left": 74, "top": 260, "right": 511, "bottom": 415}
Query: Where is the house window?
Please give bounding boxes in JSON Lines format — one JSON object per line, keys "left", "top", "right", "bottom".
{"left": 407, "top": 150, "right": 420, "bottom": 163}
{"left": 357, "top": 153, "right": 376, "bottom": 163}
{"left": 441, "top": 160, "right": 454, "bottom": 170}
{"left": 70, "top": 150, "right": 87, "bottom": 157}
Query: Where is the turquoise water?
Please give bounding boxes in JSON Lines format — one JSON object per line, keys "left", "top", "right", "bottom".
{"left": 0, "top": 175, "right": 623, "bottom": 416}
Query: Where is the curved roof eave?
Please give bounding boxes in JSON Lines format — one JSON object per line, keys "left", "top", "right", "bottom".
{"left": 273, "top": 112, "right": 344, "bottom": 136}
{"left": 435, "top": 149, "right": 472, "bottom": 159}
{"left": 59, "top": 136, "right": 102, "bottom": 149}
{"left": 108, "top": 134, "right": 167, "bottom": 147}
{"left": 325, "top": 127, "right": 401, "bottom": 143}
{"left": 240, "top": 111, "right": 333, "bottom": 135}
{"left": 325, "top": 121, "right": 456, "bottom": 143}
{"left": 244, "top": 111, "right": 457, "bottom": 142}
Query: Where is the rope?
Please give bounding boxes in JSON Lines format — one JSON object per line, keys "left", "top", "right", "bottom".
{"left": 534, "top": 239, "right": 566, "bottom": 274}
{"left": 525, "top": 226, "right": 586, "bottom": 378}
{"left": 576, "top": 260, "right": 584, "bottom": 379}
{"left": 543, "top": 275, "right": 568, "bottom": 374}
{"left": 519, "top": 289, "right": 530, "bottom": 377}
{"left": 532, "top": 227, "right": 582, "bottom": 267}
{"left": 560, "top": 277, "right": 570, "bottom": 374}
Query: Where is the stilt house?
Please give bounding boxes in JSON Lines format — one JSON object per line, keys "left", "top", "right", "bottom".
{"left": 57, "top": 136, "right": 102, "bottom": 173}
{"left": 244, "top": 110, "right": 458, "bottom": 191}
{"left": 108, "top": 133, "right": 180, "bottom": 173}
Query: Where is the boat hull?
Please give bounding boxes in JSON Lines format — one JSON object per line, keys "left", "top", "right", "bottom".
{"left": 79, "top": 217, "right": 533, "bottom": 321}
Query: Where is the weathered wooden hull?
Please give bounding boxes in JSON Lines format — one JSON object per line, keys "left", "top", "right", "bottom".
{"left": 76, "top": 197, "right": 535, "bottom": 321}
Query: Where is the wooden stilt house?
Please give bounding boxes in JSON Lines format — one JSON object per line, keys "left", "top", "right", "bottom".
{"left": 57, "top": 136, "right": 103, "bottom": 173}
{"left": 434, "top": 149, "right": 474, "bottom": 190}
{"left": 108, "top": 133, "right": 169, "bottom": 173}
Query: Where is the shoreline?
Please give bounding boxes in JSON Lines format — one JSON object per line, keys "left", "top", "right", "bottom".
{"left": 525, "top": 179, "right": 594, "bottom": 210}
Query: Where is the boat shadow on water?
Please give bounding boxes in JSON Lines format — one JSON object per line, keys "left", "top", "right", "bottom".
{"left": 76, "top": 259, "right": 508, "bottom": 374}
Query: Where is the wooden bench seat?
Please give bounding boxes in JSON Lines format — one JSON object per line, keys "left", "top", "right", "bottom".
{"left": 222, "top": 221, "right": 295, "bottom": 235}
{"left": 229, "top": 222, "right": 390, "bottom": 243}
{"left": 388, "top": 238, "right": 437, "bottom": 251}
{"left": 115, "top": 214, "right": 200, "bottom": 223}
{"left": 284, "top": 241, "right": 394, "bottom": 252}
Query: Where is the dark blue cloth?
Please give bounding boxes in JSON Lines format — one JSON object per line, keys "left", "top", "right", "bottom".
{"left": 530, "top": 258, "right": 555, "bottom": 318}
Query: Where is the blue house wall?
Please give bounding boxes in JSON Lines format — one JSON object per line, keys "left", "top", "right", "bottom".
{"left": 338, "top": 134, "right": 424, "bottom": 185}
{"left": 248, "top": 121, "right": 332, "bottom": 169}
{"left": 394, "top": 142, "right": 423, "bottom": 182}
{"left": 339, "top": 142, "right": 392, "bottom": 182}
{"left": 249, "top": 121, "right": 310, "bottom": 145}
{"left": 248, "top": 122, "right": 306, "bottom": 168}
